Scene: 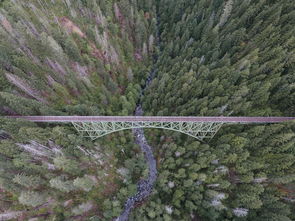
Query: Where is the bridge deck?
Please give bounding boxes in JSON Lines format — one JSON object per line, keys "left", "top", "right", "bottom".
{"left": 5, "top": 116, "right": 295, "bottom": 123}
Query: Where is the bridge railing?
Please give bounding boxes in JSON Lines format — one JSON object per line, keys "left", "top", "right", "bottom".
{"left": 4, "top": 116, "right": 295, "bottom": 123}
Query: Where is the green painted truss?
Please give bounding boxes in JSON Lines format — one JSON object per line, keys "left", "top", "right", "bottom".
{"left": 72, "top": 121, "right": 223, "bottom": 141}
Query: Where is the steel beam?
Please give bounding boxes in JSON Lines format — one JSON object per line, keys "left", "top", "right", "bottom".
{"left": 72, "top": 121, "right": 224, "bottom": 141}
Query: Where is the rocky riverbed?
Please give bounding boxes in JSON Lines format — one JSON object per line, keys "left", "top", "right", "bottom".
{"left": 116, "top": 9, "right": 161, "bottom": 221}
{"left": 116, "top": 106, "right": 157, "bottom": 221}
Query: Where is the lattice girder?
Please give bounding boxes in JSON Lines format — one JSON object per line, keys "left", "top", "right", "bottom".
{"left": 72, "top": 121, "right": 223, "bottom": 141}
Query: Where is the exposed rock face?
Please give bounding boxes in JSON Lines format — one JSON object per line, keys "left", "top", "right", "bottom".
{"left": 59, "top": 17, "right": 86, "bottom": 38}
{"left": 0, "top": 130, "right": 11, "bottom": 140}
{"left": 5, "top": 73, "right": 47, "bottom": 103}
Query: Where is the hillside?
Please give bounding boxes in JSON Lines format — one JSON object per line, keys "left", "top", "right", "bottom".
{"left": 0, "top": 0, "right": 295, "bottom": 220}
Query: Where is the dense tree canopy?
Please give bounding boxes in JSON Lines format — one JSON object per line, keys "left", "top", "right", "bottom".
{"left": 0, "top": 0, "right": 294, "bottom": 220}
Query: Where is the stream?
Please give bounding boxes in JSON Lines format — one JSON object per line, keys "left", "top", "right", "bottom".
{"left": 116, "top": 11, "right": 161, "bottom": 221}
{"left": 116, "top": 106, "right": 157, "bottom": 221}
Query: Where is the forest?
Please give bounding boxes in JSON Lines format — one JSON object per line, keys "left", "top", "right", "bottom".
{"left": 0, "top": 0, "right": 294, "bottom": 220}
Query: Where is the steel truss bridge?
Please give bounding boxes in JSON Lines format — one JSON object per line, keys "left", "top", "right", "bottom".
{"left": 6, "top": 116, "right": 295, "bottom": 141}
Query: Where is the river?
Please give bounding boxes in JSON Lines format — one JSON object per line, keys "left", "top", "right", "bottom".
{"left": 116, "top": 106, "right": 157, "bottom": 221}
{"left": 116, "top": 11, "right": 161, "bottom": 221}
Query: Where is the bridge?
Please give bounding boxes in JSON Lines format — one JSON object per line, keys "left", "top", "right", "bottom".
{"left": 5, "top": 116, "right": 295, "bottom": 141}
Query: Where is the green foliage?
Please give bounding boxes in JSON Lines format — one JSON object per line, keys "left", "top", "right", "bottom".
{"left": 0, "top": 0, "right": 294, "bottom": 220}
{"left": 49, "top": 176, "right": 76, "bottom": 193}
{"left": 13, "top": 173, "right": 44, "bottom": 189}
{"left": 18, "top": 191, "right": 46, "bottom": 207}
{"left": 53, "top": 156, "right": 81, "bottom": 175}
{"left": 64, "top": 37, "right": 83, "bottom": 63}
{"left": 0, "top": 92, "right": 43, "bottom": 115}
{"left": 73, "top": 175, "right": 96, "bottom": 192}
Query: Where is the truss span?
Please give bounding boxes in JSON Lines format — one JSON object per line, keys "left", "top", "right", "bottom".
{"left": 5, "top": 116, "right": 294, "bottom": 141}
{"left": 72, "top": 121, "right": 224, "bottom": 141}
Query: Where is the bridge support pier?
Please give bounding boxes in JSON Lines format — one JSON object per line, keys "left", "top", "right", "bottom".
{"left": 72, "top": 121, "right": 223, "bottom": 141}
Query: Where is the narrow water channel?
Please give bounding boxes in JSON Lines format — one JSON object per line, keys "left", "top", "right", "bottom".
{"left": 116, "top": 9, "right": 161, "bottom": 221}
{"left": 116, "top": 106, "right": 157, "bottom": 221}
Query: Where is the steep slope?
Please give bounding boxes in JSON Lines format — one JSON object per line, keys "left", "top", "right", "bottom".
{"left": 143, "top": 0, "right": 295, "bottom": 116}
{"left": 0, "top": 0, "right": 155, "bottom": 115}
{"left": 132, "top": 0, "right": 295, "bottom": 220}
{"left": 0, "top": 0, "right": 294, "bottom": 221}
{"left": 0, "top": 0, "right": 156, "bottom": 220}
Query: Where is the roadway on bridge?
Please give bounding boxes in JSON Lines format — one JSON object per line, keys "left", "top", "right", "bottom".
{"left": 5, "top": 116, "right": 295, "bottom": 123}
